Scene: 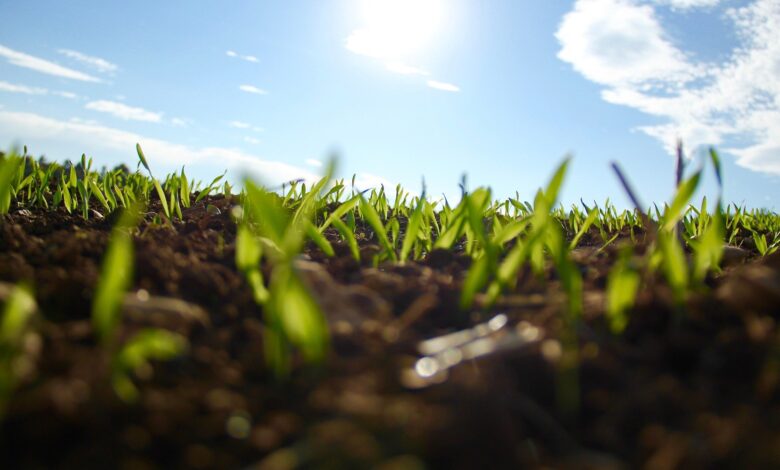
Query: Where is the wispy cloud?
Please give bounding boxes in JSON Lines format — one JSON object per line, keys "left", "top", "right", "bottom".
{"left": 652, "top": 0, "right": 722, "bottom": 9}
{"left": 0, "top": 80, "right": 79, "bottom": 99}
{"left": 54, "top": 91, "right": 78, "bottom": 99}
{"left": 171, "top": 117, "right": 188, "bottom": 127}
{"left": 0, "top": 110, "right": 318, "bottom": 185}
{"left": 243, "top": 136, "right": 261, "bottom": 145}
{"left": 0, "top": 81, "right": 48, "bottom": 95}
{"left": 229, "top": 120, "right": 264, "bottom": 132}
{"left": 426, "top": 80, "right": 460, "bottom": 92}
{"left": 226, "top": 50, "right": 259, "bottom": 63}
{"left": 0, "top": 44, "right": 100, "bottom": 82}
{"left": 239, "top": 84, "right": 267, "bottom": 95}
{"left": 305, "top": 158, "right": 322, "bottom": 168}
{"left": 85, "top": 100, "right": 162, "bottom": 123}
{"left": 556, "top": 0, "right": 780, "bottom": 176}
{"left": 58, "top": 49, "right": 118, "bottom": 74}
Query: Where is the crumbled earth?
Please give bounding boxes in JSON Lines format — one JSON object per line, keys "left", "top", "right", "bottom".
{"left": 1, "top": 197, "right": 780, "bottom": 469}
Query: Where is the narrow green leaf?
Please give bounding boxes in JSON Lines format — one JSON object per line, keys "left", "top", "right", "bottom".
{"left": 304, "top": 220, "right": 335, "bottom": 257}
{"left": 0, "top": 155, "right": 22, "bottom": 214}
{"left": 136, "top": 143, "right": 151, "bottom": 175}
{"left": 544, "top": 157, "right": 570, "bottom": 207}
{"left": 272, "top": 266, "right": 328, "bottom": 362}
{"left": 0, "top": 284, "right": 36, "bottom": 345}
{"left": 243, "top": 180, "right": 290, "bottom": 247}
{"left": 663, "top": 171, "right": 702, "bottom": 232}
{"left": 709, "top": 148, "right": 723, "bottom": 189}
{"left": 359, "top": 194, "right": 397, "bottom": 261}
{"left": 152, "top": 179, "right": 170, "bottom": 219}
{"left": 194, "top": 171, "right": 226, "bottom": 203}
{"left": 332, "top": 218, "right": 360, "bottom": 262}
{"left": 605, "top": 250, "right": 640, "bottom": 333}
{"left": 400, "top": 197, "right": 426, "bottom": 262}
{"left": 658, "top": 231, "right": 689, "bottom": 304}
{"left": 692, "top": 208, "right": 724, "bottom": 282}
{"left": 569, "top": 207, "right": 599, "bottom": 249}
{"left": 320, "top": 195, "right": 360, "bottom": 232}
{"left": 112, "top": 328, "right": 187, "bottom": 403}
{"left": 460, "top": 255, "right": 490, "bottom": 309}
{"left": 89, "top": 179, "right": 111, "bottom": 212}
{"left": 92, "top": 206, "right": 140, "bottom": 345}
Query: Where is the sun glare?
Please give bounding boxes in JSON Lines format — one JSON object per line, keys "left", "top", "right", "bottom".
{"left": 347, "top": 0, "right": 445, "bottom": 60}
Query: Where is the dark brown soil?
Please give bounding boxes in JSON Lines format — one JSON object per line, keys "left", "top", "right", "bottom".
{"left": 1, "top": 197, "right": 780, "bottom": 469}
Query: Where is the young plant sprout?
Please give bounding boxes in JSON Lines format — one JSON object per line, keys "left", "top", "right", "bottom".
{"left": 91, "top": 202, "right": 187, "bottom": 401}
{"left": 0, "top": 283, "right": 38, "bottom": 416}
{"left": 236, "top": 161, "right": 337, "bottom": 376}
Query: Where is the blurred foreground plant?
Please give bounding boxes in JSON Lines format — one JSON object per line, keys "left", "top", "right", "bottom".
{"left": 0, "top": 283, "right": 38, "bottom": 416}
{"left": 91, "top": 203, "right": 187, "bottom": 402}
{"left": 236, "top": 161, "right": 336, "bottom": 376}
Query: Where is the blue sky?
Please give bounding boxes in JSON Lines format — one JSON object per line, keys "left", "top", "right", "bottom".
{"left": 1, "top": 0, "right": 778, "bottom": 209}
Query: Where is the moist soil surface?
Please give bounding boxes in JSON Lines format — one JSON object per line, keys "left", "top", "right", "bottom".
{"left": 1, "top": 196, "right": 780, "bottom": 469}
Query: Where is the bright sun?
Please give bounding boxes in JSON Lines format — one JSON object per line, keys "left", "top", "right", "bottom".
{"left": 347, "top": 0, "right": 445, "bottom": 61}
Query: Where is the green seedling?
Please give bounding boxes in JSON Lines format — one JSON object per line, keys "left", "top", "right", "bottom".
{"left": 236, "top": 223, "right": 270, "bottom": 304}
{"left": 605, "top": 247, "right": 640, "bottom": 333}
{"left": 136, "top": 143, "right": 171, "bottom": 220}
{"left": 359, "top": 193, "right": 398, "bottom": 262}
{"left": 111, "top": 329, "right": 187, "bottom": 403}
{"left": 194, "top": 170, "right": 226, "bottom": 203}
{"left": 0, "top": 151, "right": 24, "bottom": 214}
{"left": 92, "top": 202, "right": 187, "bottom": 401}
{"left": 0, "top": 283, "right": 38, "bottom": 416}
{"left": 92, "top": 206, "right": 140, "bottom": 346}
{"left": 238, "top": 161, "right": 336, "bottom": 376}
{"left": 400, "top": 183, "right": 428, "bottom": 262}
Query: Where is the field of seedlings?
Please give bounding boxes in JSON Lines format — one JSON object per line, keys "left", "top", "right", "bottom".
{"left": 2, "top": 144, "right": 780, "bottom": 468}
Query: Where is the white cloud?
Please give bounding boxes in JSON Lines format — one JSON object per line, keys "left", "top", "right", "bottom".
{"left": 85, "top": 100, "right": 162, "bottom": 123}
{"left": 171, "top": 117, "right": 188, "bottom": 127}
{"left": 69, "top": 117, "right": 102, "bottom": 126}
{"left": 556, "top": 0, "right": 780, "bottom": 176}
{"left": 652, "top": 0, "right": 722, "bottom": 9}
{"left": 556, "top": 0, "right": 701, "bottom": 87}
{"left": 426, "top": 80, "right": 460, "bottom": 92}
{"left": 0, "top": 81, "right": 48, "bottom": 95}
{"left": 385, "top": 62, "right": 429, "bottom": 76}
{"left": 243, "top": 136, "right": 261, "bottom": 145}
{"left": 0, "top": 44, "right": 100, "bottom": 82}
{"left": 352, "top": 172, "right": 395, "bottom": 193}
{"left": 0, "top": 110, "right": 318, "bottom": 185}
{"left": 54, "top": 91, "right": 78, "bottom": 99}
{"left": 226, "top": 50, "right": 260, "bottom": 63}
{"left": 229, "top": 121, "right": 264, "bottom": 132}
{"left": 0, "top": 80, "right": 79, "bottom": 99}
{"left": 58, "top": 49, "right": 117, "bottom": 74}
{"left": 239, "top": 84, "right": 267, "bottom": 95}
{"left": 305, "top": 158, "right": 323, "bottom": 167}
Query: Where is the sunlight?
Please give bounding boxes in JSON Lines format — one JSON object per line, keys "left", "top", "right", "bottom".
{"left": 346, "top": 0, "right": 445, "bottom": 60}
